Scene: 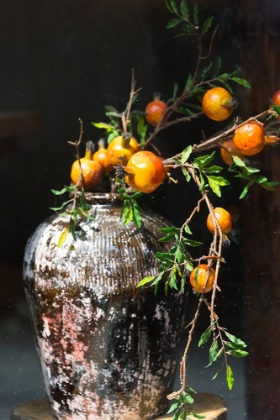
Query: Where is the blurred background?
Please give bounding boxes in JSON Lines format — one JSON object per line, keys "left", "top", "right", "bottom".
{"left": 0, "top": 0, "right": 280, "bottom": 419}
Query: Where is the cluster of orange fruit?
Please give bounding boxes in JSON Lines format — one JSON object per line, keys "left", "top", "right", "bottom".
{"left": 70, "top": 99, "right": 168, "bottom": 194}
{"left": 203, "top": 86, "right": 280, "bottom": 165}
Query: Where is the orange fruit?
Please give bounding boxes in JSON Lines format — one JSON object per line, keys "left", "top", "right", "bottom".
{"left": 202, "top": 87, "right": 236, "bottom": 122}
{"left": 93, "top": 139, "right": 113, "bottom": 173}
{"left": 125, "top": 151, "right": 166, "bottom": 193}
{"left": 107, "top": 134, "right": 139, "bottom": 166}
{"left": 145, "top": 98, "right": 167, "bottom": 126}
{"left": 220, "top": 139, "right": 244, "bottom": 165}
{"left": 70, "top": 141, "right": 103, "bottom": 190}
{"left": 206, "top": 207, "right": 232, "bottom": 235}
{"left": 190, "top": 264, "right": 215, "bottom": 293}
{"left": 233, "top": 121, "right": 265, "bottom": 156}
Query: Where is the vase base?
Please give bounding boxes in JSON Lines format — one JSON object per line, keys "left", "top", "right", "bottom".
{"left": 10, "top": 393, "right": 227, "bottom": 420}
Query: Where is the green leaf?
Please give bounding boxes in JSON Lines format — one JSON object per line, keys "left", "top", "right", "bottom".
{"left": 231, "top": 77, "right": 251, "bottom": 89}
{"left": 120, "top": 201, "right": 133, "bottom": 225}
{"left": 181, "top": 145, "right": 193, "bottom": 164}
{"left": 194, "top": 151, "right": 215, "bottom": 169}
{"left": 198, "top": 327, "right": 212, "bottom": 347}
{"left": 224, "top": 332, "right": 247, "bottom": 348}
{"left": 227, "top": 349, "right": 249, "bottom": 358}
{"left": 226, "top": 365, "right": 234, "bottom": 390}
{"left": 180, "top": 0, "right": 189, "bottom": 20}
{"left": 208, "top": 177, "right": 221, "bottom": 197}
{"left": 165, "top": 0, "right": 174, "bottom": 13}
{"left": 170, "top": 0, "right": 179, "bottom": 13}
{"left": 203, "top": 165, "right": 223, "bottom": 174}
{"left": 173, "top": 82, "right": 179, "bottom": 99}
{"left": 199, "top": 173, "right": 206, "bottom": 192}
{"left": 188, "top": 413, "right": 205, "bottom": 419}
{"left": 50, "top": 201, "right": 71, "bottom": 212}
{"left": 261, "top": 181, "right": 278, "bottom": 191}
{"left": 182, "top": 166, "right": 191, "bottom": 182}
{"left": 51, "top": 185, "right": 76, "bottom": 195}
{"left": 232, "top": 155, "right": 246, "bottom": 167}
{"left": 132, "top": 199, "right": 142, "bottom": 228}
{"left": 166, "top": 18, "right": 182, "bottom": 29}
{"left": 214, "top": 56, "right": 222, "bottom": 77}
{"left": 137, "top": 276, "right": 155, "bottom": 288}
{"left": 239, "top": 181, "right": 253, "bottom": 199}
{"left": 193, "top": 3, "right": 199, "bottom": 26}
{"left": 207, "top": 175, "right": 230, "bottom": 186}
{"left": 219, "top": 80, "right": 233, "bottom": 94}
{"left": 167, "top": 402, "right": 179, "bottom": 414}
{"left": 186, "top": 262, "right": 193, "bottom": 271}
{"left": 209, "top": 340, "right": 219, "bottom": 363}
{"left": 202, "top": 16, "right": 213, "bottom": 36}
{"left": 184, "top": 224, "right": 192, "bottom": 235}
{"left": 92, "top": 122, "right": 114, "bottom": 131}
{"left": 107, "top": 130, "right": 120, "bottom": 143}
{"left": 182, "top": 238, "right": 203, "bottom": 247}
{"left": 185, "top": 73, "right": 193, "bottom": 91}
{"left": 181, "top": 392, "right": 194, "bottom": 404}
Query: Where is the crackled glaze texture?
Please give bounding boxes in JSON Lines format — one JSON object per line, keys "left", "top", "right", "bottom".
{"left": 23, "top": 194, "right": 187, "bottom": 420}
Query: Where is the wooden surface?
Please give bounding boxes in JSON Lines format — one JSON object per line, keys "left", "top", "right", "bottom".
{"left": 10, "top": 393, "right": 227, "bottom": 420}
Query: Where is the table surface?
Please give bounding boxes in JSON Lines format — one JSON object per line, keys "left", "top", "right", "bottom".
{"left": 10, "top": 392, "right": 227, "bottom": 420}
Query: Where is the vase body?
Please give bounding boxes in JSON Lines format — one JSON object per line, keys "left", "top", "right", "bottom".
{"left": 23, "top": 194, "right": 187, "bottom": 420}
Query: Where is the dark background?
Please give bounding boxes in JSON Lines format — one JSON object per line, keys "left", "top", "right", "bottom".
{"left": 0, "top": 0, "right": 280, "bottom": 419}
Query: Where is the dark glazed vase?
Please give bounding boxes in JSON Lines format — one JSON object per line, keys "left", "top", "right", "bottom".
{"left": 23, "top": 193, "right": 187, "bottom": 420}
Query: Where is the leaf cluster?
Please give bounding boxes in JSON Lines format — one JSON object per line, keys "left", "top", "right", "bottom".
{"left": 229, "top": 156, "right": 278, "bottom": 199}
{"left": 198, "top": 326, "right": 248, "bottom": 390}
{"left": 167, "top": 387, "right": 205, "bottom": 420}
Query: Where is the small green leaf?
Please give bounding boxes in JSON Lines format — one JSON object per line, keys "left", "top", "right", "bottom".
{"left": 226, "top": 365, "right": 234, "bottom": 390}
{"left": 184, "top": 224, "right": 192, "bottom": 235}
{"left": 185, "top": 73, "right": 193, "bottom": 91}
{"left": 51, "top": 185, "right": 76, "bottom": 195}
{"left": 167, "top": 402, "right": 179, "bottom": 414}
{"left": 181, "top": 392, "right": 194, "bottom": 404}
{"left": 92, "top": 122, "right": 114, "bottom": 131}
{"left": 231, "top": 77, "right": 251, "bottom": 89}
{"left": 202, "top": 16, "right": 213, "bottom": 36}
{"left": 165, "top": 0, "right": 174, "bottom": 13}
{"left": 166, "top": 18, "right": 182, "bottom": 29}
{"left": 226, "top": 349, "right": 249, "bottom": 358}
{"left": 173, "top": 82, "right": 179, "bottom": 99}
{"left": 182, "top": 167, "right": 191, "bottom": 182}
{"left": 224, "top": 332, "right": 247, "bottom": 348}
{"left": 107, "top": 130, "right": 120, "bottom": 143}
{"left": 198, "top": 327, "right": 212, "bottom": 347}
{"left": 180, "top": 0, "right": 189, "bottom": 20}
{"left": 209, "top": 340, "right": 219, "bottom": 363}
{"left": 261, "top": 181, "right": 278, "bottom": 191}
{"left": 194, "top": 151, "right": 215, "bottom": 169}
{"left": 137, "top": 276, "right": 155, "bottom": 288}
{"left": 239, "top": 181, "right": 253, "bottom": 199}
{"left": 181, "top": 145, "right": 193, "bottom": 164}
{"left": 207, "top": 175, "right": 230, "bottom": 186}
{"left": 232, "top": 155, "right": 246, "bottom": 167}
{"left": 208, "top": 178, "right": 221, "bottom": 197}
{"left": 170, "top": 0, "right": 179, "bottom": 13}
{"left": 183, "top": 238, "right": 203, "bottom": 247}
{"left": 121, "top": 201, "right": 133, "bottom": 225}
{"left": 188, "top": 413, "right": 205, "bottom": 419}
{"left": 203, "top": 165, "right": 223, "bottom": 174}
{"left": 193, "top": 3, "right": 199, "bottom": 26}
{"left": 218, "top": 77, "right": 233, "bottom": 94}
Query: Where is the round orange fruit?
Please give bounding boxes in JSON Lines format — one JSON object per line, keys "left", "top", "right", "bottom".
{"left": 233, "top": 121, "right": 265, "bottom": 156}
{"left": 190, "top": 264, "right": 215, "bottom": 293}
{"left": 206, "top": 207, "right": 232, "bottom": 235}
{"left": 145, "top": 98, "right": 167, "bottom": 126}
{"left": 125, "top": 151, "right": 166, "bottom": 193}
{"left": 202, "top": 87, "right": 236, "bottom": 122}
{"left": 107, "top": 134, "right": 139, "bottom": 166}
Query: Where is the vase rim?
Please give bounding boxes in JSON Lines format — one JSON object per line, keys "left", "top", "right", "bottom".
{"left": 81, "top": 192, "right": 122, "bottom": 204}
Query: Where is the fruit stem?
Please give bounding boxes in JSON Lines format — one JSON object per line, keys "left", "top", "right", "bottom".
{"left": 85, "top": 140, "right": 95, "bottom": 159}
{"left": 121, "top": 131, "right": 131, "bottom": 148}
